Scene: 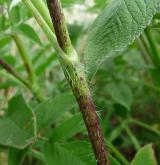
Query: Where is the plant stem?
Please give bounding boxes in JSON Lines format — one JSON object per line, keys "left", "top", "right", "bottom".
{"left": 22, "top": 0, "right": 64, "bottom": 58}
{"left": 0, "top": 59, "right": 31, "bottom": 89}
{"left": 105, "top": 140, "right": 130, "bottom": 165}
{"left": 46, "top": 0, "right": 109, "bottom": 164}
{"left": 144, "top": 28, "right": 160, "bottom": 70}
{"left": 11, "top": 33, "right": 35, "bottom": 84}
{"left": 124, "top": 126, "right": 140, "bottom": 151}
{"left": 136, "top": 38, "right": 150, "bottom": 64}
{"left": 11, "top": 33, "right": 43, "bottom": 102}
{"left": 129, "top": 118, "right": 160, "bottom": 137}
{"left": 0, "top": 58, "right": 43, "bottom": 102}
{"left": 31, "top": 0, "right": 53, "bottom": 32}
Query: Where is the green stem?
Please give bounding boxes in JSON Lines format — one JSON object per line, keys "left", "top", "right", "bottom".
{"left": 124, "top": 126, "right": 140, "bottom": 151}
{"left": 144, "top": 29, "right": 160, "bottom": 70}
{"left": 22, "top": 0, "right": 64, "bottom": 58}
{"left": 11, "top": 33, "right": 43, "bottom": 102}
{"left": 31, "top": 0, "right": 53, "bottom": 32}
{"left": 11, "top": 33, "right": 35, "bottom": 84}
{"left": 46, "top": 0, "right": 109, "bottom": 164}
{"left": 105, "top": 140, "right": 130, "bottom": 165}
{"left": 136, "top": 38, "right": 150, "bottom": 64}
{"left": 129, "top": 118, "right": 160, "bottom": 137}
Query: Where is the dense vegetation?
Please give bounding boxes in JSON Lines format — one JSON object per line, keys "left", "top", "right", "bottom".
{"left": 0, "top": 0, "right": 160, "bottom": 164}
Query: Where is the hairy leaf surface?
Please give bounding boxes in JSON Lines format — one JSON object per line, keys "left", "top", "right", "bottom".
{"left": 84, "top": 0, "right": 160, "bottom": 76}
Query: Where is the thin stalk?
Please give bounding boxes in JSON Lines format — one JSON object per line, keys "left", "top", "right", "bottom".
{"left": 22, "top": 0, "right": 65, "bottom": 58}
{"left": 118, "top": 118, "right": 140, "bottom": 151}
{"left": 144, "top": 28, "right": 160, "bottom": 70}
{"left": 31, "top": 0, "right": 53, "bottom": 32}
{"left": 136, "top": 38, "right": 150, "bottom": 64}
{"left": 105, "top": 140, "right": 130, "bottom": 165}
{"left": 0, "top": 59, "right": 43, "bottom": 102}
{"left": 124, "top": 126, "right": 140, "bottom": 151}
{"left": 11, "top": 33, "right": 36, "bottom": 84}
{"left": 29, "top": 148, "right": 46, "bottom": 163}
{"left": 11, "top": 33, "right": 43, "bottom": 102}
{"left": 46, "top": 0, "right": 109, "bottom": 164}
{"left": 129, "top": 118, "right": 160, "bottom": 137}
{"left": 0, "top": 59, "right": 31, "bottom": 89}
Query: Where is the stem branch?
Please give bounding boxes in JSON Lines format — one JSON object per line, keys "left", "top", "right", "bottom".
{"left": 0, "top": 59, "right": 31, "bottom": 89}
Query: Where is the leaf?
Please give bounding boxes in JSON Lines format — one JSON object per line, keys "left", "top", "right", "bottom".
{"left": 61, "top": 141, "right": 95, "bottom": 165}
{"left": 0, "top": 0, "right": 6, "bottom": 5}
{"left": 35, "top": 53, "right": 57, "bottom": 75}
{"left": 1, "top": 55, "right": 16, "bottom": 66}
{"left": 0, "top": 37, "right": 11, "bottom": 48}
{"left": 94, "top": 0, "right": 107, "bottom": 9}
{"left": 17, "top": 23, "right": 41, "bottom": 45}
{"left": 0, "top": 15, "right": 8, "bottom": 32}
{"left": 106, "top": 82, "right": 133, "bottom": 110}
{"left": 131, "top": 144, "right": 157, "bottom": 165}
{"left": 84, "top": 0, "right": 160, "bottom": 76}
{"left": 50, "top": 113, "right": 85, "bottom": 142}
{"left": 35, "top": 93, "right": 76, "bottom": 130}
{"left": 43, "top": 142, "right": 86, "bottom": 165}
{"left": 8, "top": 148, "right": 28, "bottom": 165}
{"left": 109, "top": 155, "right": 121, "bottom": 165}
{"left": 61, "top": 0, "right": 85, "bottom": 5}
{"left": 0, "top": 95, "right": 35, "bottom": 149}
{"left": 9, "top": 5, "right": 21, "bottom": 25}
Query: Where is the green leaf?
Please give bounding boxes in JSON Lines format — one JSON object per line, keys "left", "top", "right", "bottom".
{"left": 0, "top": 95, "right": 35, "bottom": 149}
{"left": 43, "top": 142, "right": 86, "bottom": 165}
{"left": 0, "top": 37, "right": 11, "bottom": 48}
{"left": 1, "top": 55, "right": 16, "bottom": 66}
{"left": 61, "top": 0, "right": 85, "bottom": 5}
{"left": 17, "top": 23, "right": 41, "bottom": 45}
{"left": 84, "top": 0, "right": 160, "bottom": 76}
{"left": 131, "top": 144, "right": 157, "bottom": 165}
{"left": 35, "top": 93, "right": 76, "bottom": 130}
{"left": 9, "top": 5, "right": 21, "bottom": 25}
{"left": 0, "top": 0, "right": 6, "bottom": 5}
{"left": 109, "top": 155, "right": 121, "bottom": 165}
{"left": 61, "top": 141, "right": 95, "bottom": 165}
{"left": 35, "top": 53, "right": 57, "bottom": 75}
{"left": 94, "top": 0, "right": 107, "bottom": 9}
{"left": 50, "top": 113, "right": 85, "bottom": 142}
{"left": 0, "top": 15, "right": 8, "bottom": 32}
{"left": 106, "top": 82, "right": 133, "bottom": 110}
{"left": 8, "top": 148, "right": 28, "bottom": 165}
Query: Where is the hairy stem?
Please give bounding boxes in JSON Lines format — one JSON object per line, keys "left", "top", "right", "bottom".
{"left": 46, "top": 0, "right": 110, "bottom": 164}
